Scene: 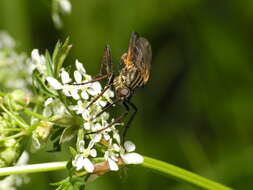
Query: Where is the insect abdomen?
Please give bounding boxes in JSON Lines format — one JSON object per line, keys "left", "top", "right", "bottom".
{"left": 122, "top": 67, "right": 144, "bottom": 89}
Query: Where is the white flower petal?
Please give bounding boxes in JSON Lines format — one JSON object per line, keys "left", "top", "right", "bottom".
{"left": 111, "top": 154, "right": 119, "bottom": 162}
{"left": 124, "top": 141, "right": 136, "bottom": 152}
{"left": 104, "top": 89, "right": 114, "bottom": 98}
{"left": 103, "top": 133, "right": 111, "bottom": 141}
{"left": 94, "top": 82, "right": 102, "bottom": 90}
{"left": 104, "top": 151, "right": 109, "bottom": 160}
{"left": 16, "top": 151, "right": 29, "bottom": 165}
{"left": 72, "top": 154, "right": 85, "bottom": 171}
{"left": 121, "top": 153, "right": 144, "bottom": 164}
{"left": 79, "top": 140, "right": 85, "bottom": 152}
{"left": 62, "top": 88, "right": 71, "bottom": 96}
{"left": 43, "top": 107, "right": 52, "bottom": 117}
{"left": 93, "top": 134, "right": 102, "bottom": 143}
{"left": 81, "top": 90, "right": 89, "bottom": 100}
{"left": 113, "top": 143, "right": 120, "bottom": 152}
{"left": 82, "top": 110, "right": 90, "bottom": 120}
{"left": 70, "top": 89, "right": 80, "bottom": 100}
{"left": 113, "top": 133, "right": 121, "bottom": 144}
{"left": 31, "top": 133, "right": 41, "bottom": 151}
{"left": 31, "top": 49, "right": 40, "bottom": 63}
{"left": 54, "top": 104, "right": 65, "bottom": 116}
{"left": 44, "top": 98, "right": 53, "bottom": 106}
{"left": 87, "top": 82, "right": 102, "bottom": 96}
{"left": 92, "top": 123, "right": 102, "bottom": 131}
{"left": 74, "top": 70, "right": 82, "bottom": 83}
{"left": 83, "top": 158, "right": 94, "bottom": 173}
{"left": 90, "top": 149, "right": 97, "bottom": 157}
{"left": 87, "top": 140, "right": 95, "bottom": 149}
{"left": 108, "top": 158, "right": 119, "bottom": 171}
{"left": 84, "top": 122, "right": 91, "bottom": 130}
{"left": 46, "top": 77, "right": 63, "bottom": 89}
{"left": 75, "top": 60, "right": 86, "bottom": 74}
{"left": 61, "top": 70, "right": 71, "bottom": 84}
{"left": 99, "top": 100, "right": 107, "bottom": 107}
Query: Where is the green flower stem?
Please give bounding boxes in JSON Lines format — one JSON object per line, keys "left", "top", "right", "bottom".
{"left": 0, "top": 132, "right": 25, "bottom": 142}
{"left": 141, "top": 156, "right": 234, "bottom": 190}
{"left": 0, "top": 156, "right": 234, "bottom": 190}
{"left": 0, "top": 128, "right": 22, "bottom": 132}
{"left": 0, "top": 161, "right": 67, "bottom": 176}
{"left": 0, "top": 104, "right": 29, "bottom": 129}
{"left": 23, "top": 108, "right": 54, "bottom": 121}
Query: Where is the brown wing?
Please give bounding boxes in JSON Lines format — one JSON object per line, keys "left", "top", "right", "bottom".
{"left": 125, "top": 32, "right": 152, "bottom": 84}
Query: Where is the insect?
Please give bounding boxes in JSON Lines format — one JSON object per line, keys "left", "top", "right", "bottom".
{"left": 78, "top": 32, "right": 152, "bottom": 140}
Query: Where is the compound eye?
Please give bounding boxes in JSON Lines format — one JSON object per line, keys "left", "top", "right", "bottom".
{"left": 120, "top": 88, "right": 130, "bottom": 97}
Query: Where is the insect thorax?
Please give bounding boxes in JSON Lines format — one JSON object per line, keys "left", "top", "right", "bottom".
{"left": 113, "top": 66, "right": 143, "bottom": 100}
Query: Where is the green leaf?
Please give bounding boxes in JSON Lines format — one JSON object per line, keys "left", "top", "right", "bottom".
{"left": 51, "top": 177, "right": 69, "bottom": 186}
{"left": 52, "top": 41, "right": 62, "bottom": 66}
{"left": 51, "top": 176, "right": 86, "bottom": 190}
{"left": 59, "top": 126, "right": 78, "bottom": 144}
{"left": 54, "top": 37, "right": 72, "bottom": 77}
{"left": 45, "top": 50, "right": 54, "bottom": 76}
{"left": 32, "top": 70, "right": 57, "bottom": 97}
{"left": 69, "top": 146, "right": 77, "bottom": 157}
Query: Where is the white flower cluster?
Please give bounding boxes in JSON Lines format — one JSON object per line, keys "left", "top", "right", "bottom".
{"left": 30, "top": 49, "right": 143, "bottom": 173}
{"left": 0, "top": 31, "right": 31, "bottom": 91}
{"left": 0, "top": 31, "right": 15, "bottom": 49}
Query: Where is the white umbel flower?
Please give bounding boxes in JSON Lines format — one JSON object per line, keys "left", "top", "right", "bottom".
{"left": 120, "top": 141, "right": 144, "bottom": 164}
{"left": 103, "top": 139, "right": 121, "bottom": 171}
{"left": 72, "top": 140, "right": 98, "bottom": 173}
{"left": 61, "top": 70, "right": 71, "bottom": 84}
{"left": 46, "top": 77, "right": 63, "bottom": 90}
{"left": 124, "top": 141, "right": 136, "bottom": 152}
{"left": 72, "top": 154, "right": 94, "bottom": 173}
{"left": 0, "top": 31, "right": 15, "bottom": 49}
{"left": 31, "top": 49, "right": 46, "bottom": 74}
{"left": 75, "top": 60, "right": 86, "bottom": 75}
{"left": 121, "top": 153, "right": 144, "bottom": 164}
{"left": 107, "top": 157, "right": 119, "bottom": 171}
{"left": 104, "top": 151, "right": 119, "bottom": 171}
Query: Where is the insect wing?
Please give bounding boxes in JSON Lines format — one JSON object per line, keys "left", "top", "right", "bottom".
{"left": 135, "top": 37, "right": 152, "bottom": 83}
{"left": 126, "top": 32, "right": 152, "bottom": 84}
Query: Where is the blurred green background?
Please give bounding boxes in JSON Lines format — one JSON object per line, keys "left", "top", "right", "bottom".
{"left": 1, "top": 0, "right": 253, "bottom": 189}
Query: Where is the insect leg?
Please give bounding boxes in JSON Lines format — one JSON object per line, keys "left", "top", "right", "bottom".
{"left": 70, "top": 45, "right": 114, "bottom": 86}
{"left": 122, "top": 101, "right": 137, "bottom": 142}
{"left": 90, "top": 98, "right": 121, "bottom": 120}
{"left": 85, "top": 112, "right": 128, "bottom": 135}
{"left": 85, "top": 62, "right": 114, "bottom": 109}
{"left": 70, "top": 73, "right": 112, "bottom": 86}
{"left": 86, "top": 84, "right": 112, "bottom": 108}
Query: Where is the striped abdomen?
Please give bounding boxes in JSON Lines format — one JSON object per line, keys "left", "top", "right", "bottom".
{"left": 122, "top": 66, "right": 144, "bottom": 90}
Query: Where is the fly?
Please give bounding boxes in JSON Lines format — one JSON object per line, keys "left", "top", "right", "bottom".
{"left": 74, "top": 32, "right": 152, "bottom": 141}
